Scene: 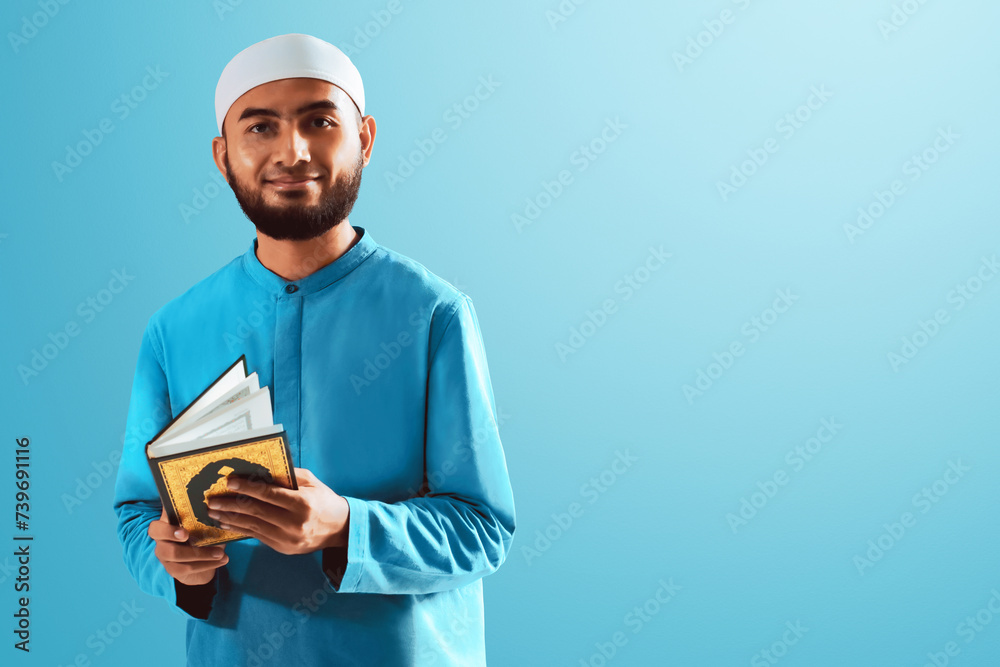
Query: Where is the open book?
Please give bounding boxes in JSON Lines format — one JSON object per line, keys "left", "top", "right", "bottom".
{"left": 145, "top": 355, "right": 297, "bottom": 547}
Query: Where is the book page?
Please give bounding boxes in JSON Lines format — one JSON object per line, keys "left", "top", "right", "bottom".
{"left": 156, "top": 359, "right": 248, "bottom": 442}
{"left": 148, "top": 423, "right": 285, "bottom": 459}
{"left": 161, "top": 373, "right": 260, "bottom": 442}
{"left": 151, "top": 387, "right": 273, "bottom": 452}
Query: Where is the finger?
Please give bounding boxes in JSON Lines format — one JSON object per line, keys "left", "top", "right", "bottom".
{"left": 225, "top": 525, "right": 286, "bottom": 555}
{"left": 153, "top": 506, "right": 192, "bottom": 541}
{"left": 225, "top": 474, "right": 299, "bottom": 509}
{"left": 212, "top": 510, "right": 290, "bottom": 544}
{"left": 156, "top": 542, "right": 227, "bottom": 564}
{"left": 148, "top": 517, "right": 189, "bottom": 543}
{"left": 293, "top": 467, "right": 316, "bottom": 484}
{"left": 209, "top": 492, "right": 295, "bottom": 527}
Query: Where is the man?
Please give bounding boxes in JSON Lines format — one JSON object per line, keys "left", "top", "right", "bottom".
{"left": 112, "top": 33, "right": 516, "bottom": 666}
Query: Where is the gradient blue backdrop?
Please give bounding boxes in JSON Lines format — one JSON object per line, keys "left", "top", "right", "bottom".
{"left": 3, "top": 1, "right": 999, "bottom": 665}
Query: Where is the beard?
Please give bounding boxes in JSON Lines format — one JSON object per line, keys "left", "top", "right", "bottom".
{"left": 224, "top": 150, "right": 364, "bottom": 241}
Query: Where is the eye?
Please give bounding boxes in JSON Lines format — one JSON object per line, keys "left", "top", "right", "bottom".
{"left": 248, "top": 123, "right": 270, "bottom": 134}
{"left": 312, "top": 117, "right": 336, "bottom": 128}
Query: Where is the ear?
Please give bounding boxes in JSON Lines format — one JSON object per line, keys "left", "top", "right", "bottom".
{"left": 212, "top": 133, "right": 229, "bottom": 183}
{"left": 359, "top": 115, "right": 376, "bottom": 168}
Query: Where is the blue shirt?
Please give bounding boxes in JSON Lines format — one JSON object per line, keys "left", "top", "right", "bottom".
{"left": 113, "top": 226, "right": 516, "bottom": 666}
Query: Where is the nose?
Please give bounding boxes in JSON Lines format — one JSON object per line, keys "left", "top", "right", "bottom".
{"left": 274, "top": 123, "right": 310, "bottom": 167}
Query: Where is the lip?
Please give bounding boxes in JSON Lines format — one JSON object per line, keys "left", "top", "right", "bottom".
{"left": 266, "top": 177, "right": 318, "bottom": 189}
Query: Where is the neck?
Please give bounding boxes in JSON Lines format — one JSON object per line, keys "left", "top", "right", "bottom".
{"left": 255, "top": 221, "right": 360, "bottom": 282}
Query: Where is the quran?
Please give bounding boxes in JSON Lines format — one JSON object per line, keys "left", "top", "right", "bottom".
{"left": 145, "top": 355, "right": 297, "bottom": 547}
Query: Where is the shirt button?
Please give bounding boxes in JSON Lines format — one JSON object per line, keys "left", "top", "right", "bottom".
{"left": 285, "top": 284, "right": 299, "bottom": 294}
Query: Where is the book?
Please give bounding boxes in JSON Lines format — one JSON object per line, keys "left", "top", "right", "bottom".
{"left": 145, "top": 355, "right": 298, "bottom": 547}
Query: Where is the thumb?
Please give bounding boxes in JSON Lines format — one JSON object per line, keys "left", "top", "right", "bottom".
{"left": 159, "top": 506, "right": 187, "bottom": 540}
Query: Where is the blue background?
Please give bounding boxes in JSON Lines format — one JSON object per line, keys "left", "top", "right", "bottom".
{"left": 3, "top": 0, "right": 999, "bottom": 665}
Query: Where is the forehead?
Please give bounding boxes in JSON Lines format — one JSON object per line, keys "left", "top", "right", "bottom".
{"left": 234, "top": 77, "right": 347, "bottom": 108}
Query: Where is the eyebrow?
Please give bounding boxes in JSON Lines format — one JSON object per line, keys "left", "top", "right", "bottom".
{"left": 238, "top": 100, "right": 341, "bottom": 123}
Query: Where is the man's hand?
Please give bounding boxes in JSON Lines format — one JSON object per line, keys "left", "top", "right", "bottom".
{"left": 205, "top": 467, "right": 350, "bottom": 555}
{"left": 148, "top": 508, "right": 229, "bottom": 586}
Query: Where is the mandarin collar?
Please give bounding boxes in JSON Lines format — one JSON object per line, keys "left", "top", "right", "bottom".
{"left": 241, "top": 225, "right": 378, "bottom": 297}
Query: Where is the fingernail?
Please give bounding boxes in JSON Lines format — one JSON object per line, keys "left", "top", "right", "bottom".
{"left": 213, "top": 550, "right": 224, "bottom": 558}
{"left": 228, "top": 479, "right": 241, "bottom": 490}
{"left": 174, "top": 529, "right": 185, "bottom": 539}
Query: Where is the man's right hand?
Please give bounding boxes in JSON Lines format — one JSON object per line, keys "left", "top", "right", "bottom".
{"left": 148, "top": 508, "right": 229, "bottom": 586}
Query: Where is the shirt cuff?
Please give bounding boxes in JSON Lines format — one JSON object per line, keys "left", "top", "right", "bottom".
{"left": 172, "top": 574, "right": 217, "bottom": 620}
{"left": 322, "top": 495, "right": 367, "bottom": 593}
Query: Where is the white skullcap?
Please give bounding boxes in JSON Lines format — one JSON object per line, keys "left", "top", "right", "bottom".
{"left": 214, "top": 33, "right": 365, "bottom": 135}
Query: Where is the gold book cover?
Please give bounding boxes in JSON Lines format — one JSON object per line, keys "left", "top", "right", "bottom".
{"left": 148, "top": 432, "right": 297, "bottom": 547}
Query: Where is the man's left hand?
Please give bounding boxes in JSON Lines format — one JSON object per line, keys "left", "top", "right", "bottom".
{"left": 206, "top": 467, "right": 349, "bottom": 555}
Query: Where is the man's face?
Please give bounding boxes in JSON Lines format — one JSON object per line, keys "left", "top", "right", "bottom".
{"left": 215, "top": 78, "right": 370, "bottom": 241}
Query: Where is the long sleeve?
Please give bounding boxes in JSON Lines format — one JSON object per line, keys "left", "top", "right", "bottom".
{"left": 112, "top": 320, "right": 217, "bottom": 620}
{"left": 324, "top": 295, "right": 517, "bottom": 595}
